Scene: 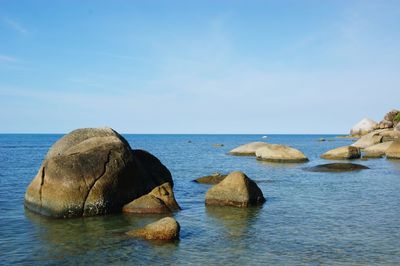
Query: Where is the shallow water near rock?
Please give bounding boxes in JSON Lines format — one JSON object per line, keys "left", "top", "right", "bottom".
{"left": 1, "top": 134, "right": 400, "bottom": 265}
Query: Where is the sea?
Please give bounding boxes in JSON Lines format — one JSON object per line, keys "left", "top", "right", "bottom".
{"left": 0, "top": 134, "right": 399, "bottom": 265}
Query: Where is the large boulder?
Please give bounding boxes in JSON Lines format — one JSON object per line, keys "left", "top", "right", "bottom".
{"left": 350, "top": 118, "right": 377, "bottom": 136}
{"left": 205, "top": 171, "right": 265, "bottom": 207}
{"left": 377, "top": 109, "right": 399, "bottom": 129}
{"left": 363, "top": 141, "right": 393, "bottom": 158}
{"left": 24, "top": 127, "right": 173, "bottom": 218}
{"left": 386, "top": 141, "right": 400, "bottom": 159}
{"left": 229, "top": 142, "right": 269, "bottom": 156}
{"left": 379, "top": 130, "right": 400, "bottom": 142}
{"left": 193, "top": 172, "right": 227, "bottom": 184}
{"left": 351, "top": 131, "right": 383, "bottom": 149}
{"left": 378, "top": 120, "right": 393, "bottom": 129}
{"left": 126, "top": 217, "right": 180, "bottom": 241}
{"left": 321, "top": 146, "right": 361, "bottom": 160}
{"left": 395, "top": 123, "right": 400, "bottom": 132}
{"left": 122, "top": 182, "right": 180, "bottom": 214}
{"left": 255, "top": 144, "right": 308, "bottom": 163}
{"left": 307, "top": 163, "right": 369, "bottom": 172}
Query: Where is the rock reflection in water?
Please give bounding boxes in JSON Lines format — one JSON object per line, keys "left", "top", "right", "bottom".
{"left": 205, "top": 205, "right": 262, "bottom": 238}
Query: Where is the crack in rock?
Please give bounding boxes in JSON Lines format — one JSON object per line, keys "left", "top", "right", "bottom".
{"left": 39, "top": 166, "right": 45, "bottom": 208}
{"left": 81, "top": 150, "right": 112, "bottom": 216}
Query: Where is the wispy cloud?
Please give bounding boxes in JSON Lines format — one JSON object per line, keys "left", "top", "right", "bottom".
{"left": 0, "top": 54, "right": 18, "bottom": 63}
{"left": 3, "top": 18, "right": 28, "bottom": 34}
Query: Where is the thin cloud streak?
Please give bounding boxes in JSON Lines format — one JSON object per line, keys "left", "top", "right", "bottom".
{"left": 3, "top": 18, "right": 28, "bottom": 34}
{"left": 0, "top": 54, "right": 18, "bottom": 62}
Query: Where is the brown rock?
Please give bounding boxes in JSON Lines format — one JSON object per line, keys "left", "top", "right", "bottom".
{"left": 123, "top": 182, "right": 180, "bottom": 214}
{"left": 255, "top": 143, "right": 308, "bottom": 163}
{"left": 126, "top": 217, "right": 180, "bottom": 241}
{"left": 229, "top": 142, "right": 269, "bottom": 156}
{"left": 321, "top": 146, "right": 361, "bottom": 160}
{"left": 24, "top": 127, "right": 173, "bottom": 218}
{"left": 205, "top": 171, "right": 265, "bottom": 207}
{"left": 352, "top": 131, "right": 384, "bottom": 149}
{"left": 363, "top": 141, "right": 393, "bottom": 158}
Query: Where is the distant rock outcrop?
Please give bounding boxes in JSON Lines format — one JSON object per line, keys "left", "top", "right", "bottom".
{"left": 24, "top": 127, "right": 173, "bottom": 218}
{"left": 350, "top": 118, "right": 377, "bottom": 136}
{"left": 205, "top": 171, "right": 265, "bottom": 207}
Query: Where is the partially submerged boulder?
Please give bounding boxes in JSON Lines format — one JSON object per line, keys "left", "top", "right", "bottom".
{"left": 126, "top": 217, "right": 180, "bottom": 241}
{"left": 229, "top": 142, "right": 269, "bottom": 156}
{"left": 350, "top": 118, "right": 377, "bottom": 136}
{"left": 205, "top": 171, "right": 265, "bottom": 207}
{"left": 351, "top": 131, "right": 383, "bottom": 149}
{"left": 193, "top": 172, "right": 227, "bottom": 184}
{"left": 24, "top": 127, "right": 173, "bottom": 218}
{"left": 321, "top": 146, "right": 361, "bottom": 160}
{"left": 255, "top": 144, "right": 308, "bottom": 163}
{"left": 307, "top": 163, "right": 369, "bottom": 172}
{"left": 363, "top": 141, "right": 393, "bottom": 158}
{"left": 386, "top": 141, "right": 400, "bottom": 159}
{"left": 123, "top": 182, "right": 180, "bottom": 214}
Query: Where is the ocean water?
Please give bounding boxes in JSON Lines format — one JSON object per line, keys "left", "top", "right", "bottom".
{"left": 0, "top": 134, "right": 399, "bottom": 265}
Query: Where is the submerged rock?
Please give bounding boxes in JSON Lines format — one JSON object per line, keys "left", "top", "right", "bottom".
{"left": 350, "top": 118, "right": 377, "bottom": 136}
{"left": 24, "top": 127, "right": 173, "bottom": 218}
{"left": 321, "top": 146, "right": 361, "bottom": 160}
{"left": 255, "top": 144, "right": 308, "bottom": 163}
{"left": 123, "top": 182, "right": 180, "bottom": 214}
{"left": 193, "top": 172, "right": 227, "bottom": 184}
{"left": 205, "top": 171, "right": 265, "bottom": 207}
{"left": 212, "top": 143, "right": 224, "bottom": 147}
{"left": 363, "top": 141, "right": 393, "bottom": 158}
{"left": 229, "top": 142, "right": 269, "bottom": 156}
{"left": 126, "top": 217, "right": 180, "bottom": 241}
{"left": 307, "top": 163, "right": 369, "bottom": 172}
{"left": 386, "top": 141, "right": 400, "bottom": 159}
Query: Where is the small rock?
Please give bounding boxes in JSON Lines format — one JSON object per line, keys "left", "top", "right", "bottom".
{"left": 123, "top": 183, "right": 180, "bottom": 214}
{"left": 319, "top": 138, "right": 326, "bottom": 142}
{"left": 193, "top": 172, "right": 227, "bottom": 184}
{"left": 212, "top": 144, "right": 224, "bottom": 147}
{"left": 126, "top": 217, "right": 180, "bottom": 241}
{"left": 307, "top": 163, "right": 369, "bottom": 172}
{"left": 321, "top": 146, "right": 361, "bottom": 160}
{"left": 205, "top": 171, "right": 265, "bottom": 207}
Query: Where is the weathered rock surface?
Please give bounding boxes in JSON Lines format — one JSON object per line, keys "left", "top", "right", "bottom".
{"left": 377, "top": 109, "right": 399, "bottom": 129}
{"left": 363, "top": 141, "right": 393, "bottom": 158}
{"left": 126, "top": 217, "right": 180, "bottom": 241}
{"left": 307, "top": 163, "right": 369, "bottom": 172}
{"left": 386, "top": 141, "right": 400, "bottom": 159}
{"left": 321, "top": 146, "right": 361, "bottom": 160}
{"left": 205, "top": 171, "right": 265, "bottom": 207}
{"left": 24, "top": 127, "right": 173, "bottom": 218}
{"left": 255, "top": 144, "right": 308, "bottom": 163}
{"left": 193, "top": 172, "right": 227, "bottom": 184}
{"left": 351, "top": 131, "right": 384, "bottom": 149}
{"left": 229, "top": 142, "right": 269, "bottom": 156}
{"left": 379, "top": 130, "right": 400, "bottom": 142}
{"left": 123, "top": 182, "right": 180, "bottom": 214}
{"left": 350, "top": 118, "right": 377, "bottom": 136}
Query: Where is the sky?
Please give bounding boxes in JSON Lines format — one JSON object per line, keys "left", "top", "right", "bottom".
{"left": 0, "top": 0, "right": 399, "bottom": 134}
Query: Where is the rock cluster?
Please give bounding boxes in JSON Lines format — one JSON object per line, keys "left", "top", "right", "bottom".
{"left": 24, "top": 128, "right": 175, "bottom": 218}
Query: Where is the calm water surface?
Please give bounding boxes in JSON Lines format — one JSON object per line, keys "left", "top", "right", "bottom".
{"left": 0, "top": 134, "right": 399, "bottom": 265}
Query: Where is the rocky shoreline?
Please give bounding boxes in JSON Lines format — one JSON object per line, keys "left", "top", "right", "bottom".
{"left": 24, "top": 109, "right": 399, "bottom": 242}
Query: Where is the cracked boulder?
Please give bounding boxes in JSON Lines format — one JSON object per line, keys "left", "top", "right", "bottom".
{"left": 24, "top": 127, "right": 173, "bottom": 218}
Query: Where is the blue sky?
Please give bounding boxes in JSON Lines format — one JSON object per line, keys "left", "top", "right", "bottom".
{"left": 0, "top": 0, "right": 399, "bottom": 133}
